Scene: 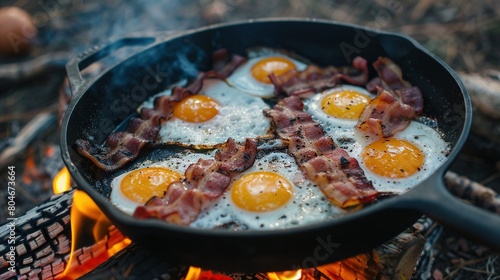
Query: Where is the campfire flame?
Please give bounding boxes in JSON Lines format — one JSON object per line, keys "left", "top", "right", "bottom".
{"left": 52, "top": 167, "right": 71, "bottom": 195}
{"left": 183, "top": 260, "right": 380, "bottom": 280}
{"left": 52, "top": 168, "right": 131, "bottom": 279}
{"left": 184, "top": 266, "right": 202, "bottom": 279}
{"left": 267, "top": 270, "right": 302, "bottom": 280}
{"left": 184, "top": 266, "right": 303, "bottom": 280}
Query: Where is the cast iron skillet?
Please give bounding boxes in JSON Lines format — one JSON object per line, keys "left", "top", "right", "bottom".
{"left": 60, "top": 18, "right": 500, "bottom": 272}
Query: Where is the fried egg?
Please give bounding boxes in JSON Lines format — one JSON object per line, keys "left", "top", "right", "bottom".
{"left": 156, "top": 79, "right": 271, "bottom": 148}
{"left": 110, "top": 151, "right": 213, "bottom": 215}
{"left": 334, "top": 121, "right": 449, "bottom": 193}
{"left": 306, "top": 85, "right": 375, "bottom": 132}
{"left": 227, "top": 49, "right": 308, "bottom": 98}
{"left": 191, "top": 152, "right": 339, "bottom": 230}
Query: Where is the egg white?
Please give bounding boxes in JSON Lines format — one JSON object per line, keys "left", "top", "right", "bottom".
{"left": 333, "top": 121, "right": 449, "bottom": 193}
{"left": 155, "top": 79, "right": 271, "bottom": 148}
{"left": 305, "top": 85, "right": 375, "bottom": 132}
{"left": 227, "top": 52, "right": 308, "bottom": 98}
{"left": 191, "top": 152, "right": 340, "bottom": 230}
{"left": 110, "top": 151, "right": 214, "bottom": 215}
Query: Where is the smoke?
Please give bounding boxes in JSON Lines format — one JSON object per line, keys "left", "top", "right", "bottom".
{"left": 32, "top": 0, "right": 205, "bottom": 54}
{"left": 85, "top": 0, "right": 202, "bottom": 46}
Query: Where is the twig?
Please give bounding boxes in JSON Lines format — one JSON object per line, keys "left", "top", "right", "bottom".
{"left": 0, "top": 111, "right": 57, "bottom": 169}
{"left": 486, "top": 255, "right": 498, "bottom": 280}
{"left": 0, "top": 104, "right": 57, "bottom": 123}
{"left": 0, "top": 51, "right": 68, "bottom": 80}
{"left": 13, "top": 181, "right": 38, "bottom": 204}
{"left": 481, "top": 172, "right": 500, "bottom": 186}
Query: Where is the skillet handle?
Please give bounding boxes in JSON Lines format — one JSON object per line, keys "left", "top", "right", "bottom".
{"left": 400, "top": 170, "right": 500, "bottom": 250}
{"left": 65, "top": 34, "right": 163, "bottom": 95}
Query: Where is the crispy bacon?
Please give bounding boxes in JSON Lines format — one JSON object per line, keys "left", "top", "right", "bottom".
{"left": 133, "top": 138, "right": 258, "bottom": 225}
{"left": 211, "top": 48, "right": 248, "bottom": 78}
{"left": 372, "top": 57, "right": 411, "bottom": 90}
{"left": 356, "top": 88, "right": 417, "bottom": 138}
{"left": 370, "top": 57, "right": 424, "bottom": 114}
{"left": 264, "top": 96, "right": 378, "bottom": 208}
{"left": 215, "top": 136, "right": 257, "bottom": 172}
{"left": 269, "top": 56, "right": 369, "bottom": 98}
{"left": 366, "top": 57, "right": 424, "bottom": 112}
{"left": 74, "top": 86, "right": 190, "bottom": 172}
{"left": 392, "top": 86, "right": 424, "bottom": 115}
{"left": 356, "top": 57, "right": 424, "bottom": 137}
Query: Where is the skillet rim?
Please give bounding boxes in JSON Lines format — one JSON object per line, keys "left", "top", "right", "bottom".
{"left": 60, "top": 17, "right": 471, "bottom": 240}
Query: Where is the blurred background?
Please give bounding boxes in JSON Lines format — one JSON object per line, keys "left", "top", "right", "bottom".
{"left": 0, "top": 1, "right": 499, "bottom": 279}
{"left": 1, "top": 0, "right": 499, "bottom": 70}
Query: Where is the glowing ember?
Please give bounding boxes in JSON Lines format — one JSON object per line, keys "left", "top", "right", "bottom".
{"left": 185, "top": 266, "right": 202, "bottom": 279}
{"left": 183, "top": 261, "right": 378, "bottom": 280}
{"left": 52, "top": 168, "right": 131, "bottom": 279}
{"left": 108, "top": 237, "right": 132, "bottom": 256}
{"left": 22, "top": 151, "right": 39, "bottom": 185}
{"left": 184, "top": 267, "right": 233, "bottom": 280}
{"left": 268, "top": 270, "right": 302, "bottom": 280}
{"left": 184, "top": 267, "right": 303, "bottom": 280}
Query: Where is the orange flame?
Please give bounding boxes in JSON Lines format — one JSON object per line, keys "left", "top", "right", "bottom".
{"left": 22, "top": 152, "right": 39, "bottom": 185}
{"left": 184, "top": 266, "right": 303, "bottom": 280}
{"left": 185, "top": 266, "right": 202, "bottom": 279}
{"left": 52, "top": 168, "right": 131, "bottom": 279}
{"left": 267, "top": 270, "right": 302, "bottom": 280}
{"left": 53, "top": 167, "right": 72, "bottom": 194}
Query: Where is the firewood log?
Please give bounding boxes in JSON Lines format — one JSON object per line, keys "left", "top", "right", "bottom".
{"left": 459, "top": 71, "right": 500, "bottom": 158}
{"left": 0, "top": 190, "right": 124, "bottom": 280}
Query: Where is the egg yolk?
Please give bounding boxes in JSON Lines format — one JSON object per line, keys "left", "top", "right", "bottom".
{"left": 251, "top": 56, "right": 296, "bottom": 84}
{"left": 120, "top": 167, "right": 182, "bottom": 203}
{"left": 231, "top": 171, "right": 293, "bottom": 212}
{"left": 173, "top": 95, "right": 220, "bottom": 123}
{"left": 321, "top": 90, "right": 371, "bottom": 119}
{"left": 362, "top": 138, "right": 424, "bottom": 178}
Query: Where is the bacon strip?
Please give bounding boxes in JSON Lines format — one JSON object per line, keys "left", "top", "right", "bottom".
{"left": 212, "top": 48, "right": 248, "bottom": 78}
{"left": 264, "top": 96, "right": 378, "bottom": 208}
{"left": 74, "top": 87, "right": 188, "bottom": 172}
{"left": 368, "top": 57, "right": 424, "bottom": 114}
{"left": 357, "top": 57, "right": 424, "bottom": 138}
{"left": 269, "top": 56, "right": 369, "bottom": 98}
{"left": 369, "top": 57, "right": 410, "bottom": 90}
{"left": 133, "top": 138, "right": 258, "bottom": 225}
{"left": 75, "top": 50, "right": 247, "bottom": 171}
{"left": 356, "top": 87, "right": 417, "bottom": 138}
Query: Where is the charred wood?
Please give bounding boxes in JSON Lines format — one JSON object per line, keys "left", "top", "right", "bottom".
{"left": 0, "top": 190, "right": 124, "bottom": 280}
{"left": 0, "top": 190, "right": 73, "bottom": 280}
